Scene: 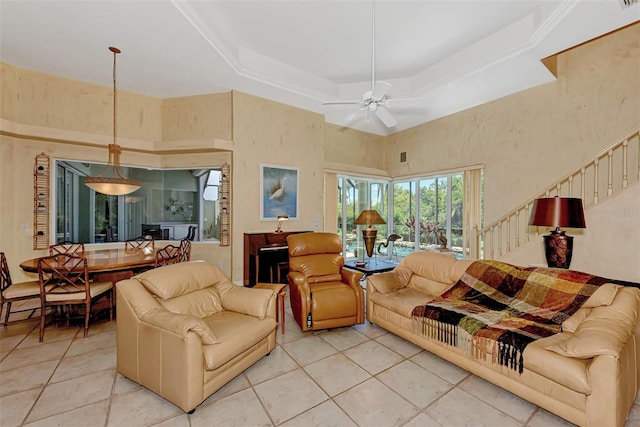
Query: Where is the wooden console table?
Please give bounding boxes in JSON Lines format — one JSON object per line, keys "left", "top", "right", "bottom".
{"left": 243, "top": 231, "right": 310, "bottom": 286}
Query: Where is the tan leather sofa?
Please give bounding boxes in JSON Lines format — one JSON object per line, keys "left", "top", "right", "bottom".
{"left": 116, "top": 261, "right": 283, "bottom": 413}
{"left": 287, "top": 232, "right": 364, "bottom": 331}
{"left": 366, "top": 251, "right": 640, "bottom": 427}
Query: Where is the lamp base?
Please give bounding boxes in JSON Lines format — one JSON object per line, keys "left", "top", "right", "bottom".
{"left": 543, "top": 230, "right": 574, "bottom": 269}
{"left": 362, "top": 228, "right": 377, "bottom": 261}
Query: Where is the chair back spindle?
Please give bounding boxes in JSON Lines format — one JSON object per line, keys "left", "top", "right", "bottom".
{"left": 155, "top": 245, "right": 180, "bottom": 268}
{"left": 49, "top": 242, "right": 85, "bottom": 256}
{"left": 125, "top": 236, "right": 155, "bottom": 252}
{"left": 178, "top": 239, "right": 192, "bottom": 262}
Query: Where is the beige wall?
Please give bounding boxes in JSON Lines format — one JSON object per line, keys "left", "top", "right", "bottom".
{"left": 502, "top": 184, "right": 640, "bottom": 281}
{"left": 160, "top": 93, "right": 233, "bottom": 145}
{"left": 229, "top": 92, "right": 326, "bottom": 281}
{"left": 324, "top": 123, "right": 386, "bottom": 170}
{"left": 1, "top": 23, "right": 638, "bottom": 285}
{"left": 384, "top": 23, "right": 639, "bottom": 281}
{"left": 0, "top": 64, "right": 234, "bottom": 282}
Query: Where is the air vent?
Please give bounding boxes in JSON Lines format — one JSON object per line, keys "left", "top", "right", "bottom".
{"left": 400, "top": 152, "right": 407, "bottom": 163}
{"left": 619, "top": 0, "right": 638, "bottom": 9}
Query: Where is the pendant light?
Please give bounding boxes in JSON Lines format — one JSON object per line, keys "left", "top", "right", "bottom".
{"left": 84, "top": 47, "right": 141, "bottom": 196}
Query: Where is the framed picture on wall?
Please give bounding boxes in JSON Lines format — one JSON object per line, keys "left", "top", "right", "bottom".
{"left": 260, "top": 164, "right": 299, "bottom": 220}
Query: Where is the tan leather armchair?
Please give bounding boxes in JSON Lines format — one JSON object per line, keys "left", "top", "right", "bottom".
{"left": 287, "top": 232, "right": 364, "bottom": 331}
{"left": 116, "top": 261, "right": 283, "bottom": 413}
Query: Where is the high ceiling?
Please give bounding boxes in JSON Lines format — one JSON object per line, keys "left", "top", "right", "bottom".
{"left": 1, "top": 1, "right": 638, "bottom": 136}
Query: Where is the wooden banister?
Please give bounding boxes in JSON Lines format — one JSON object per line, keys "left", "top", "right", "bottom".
{"left": 474, "top": 128, "right": 640, "bottom": 260}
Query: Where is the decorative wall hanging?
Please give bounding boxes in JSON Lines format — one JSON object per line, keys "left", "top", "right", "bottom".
{"left": 260, "top": 164, "right": 299, "bottom": 221}
{"left": 219, "top": 163, "right": 231, "bottom": 246}
{"left": 33, "top": 153, "right": 50, "bottom": 249}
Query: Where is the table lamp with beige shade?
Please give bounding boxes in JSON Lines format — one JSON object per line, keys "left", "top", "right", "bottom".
{"left": 275, "top": 215, "right": 288, "bottom": 233}
{"left": 354, "top": 209, "right": 386, "bottom": 264}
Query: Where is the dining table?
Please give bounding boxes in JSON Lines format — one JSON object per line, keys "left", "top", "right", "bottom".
{"left": 19, "top": 247, "right": 157, "bottom": 274}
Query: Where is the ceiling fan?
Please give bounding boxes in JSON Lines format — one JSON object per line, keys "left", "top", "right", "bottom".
{"left": 322, "top": 2, "right": 398, "bottom": 128}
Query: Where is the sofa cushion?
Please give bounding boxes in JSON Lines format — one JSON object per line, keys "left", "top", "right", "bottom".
{"left": 139, "top": 307, "right": 218, "bottom": 345}
{"left": 561, "top": 307, "right": 592, "bottom": 333}
{"left": 582, "top": 282, "right": 620, "bottom": 308}
{"left": 137, "top": 261, "right": 224, "bottom": 300}
{"left": 160, "top": 287, "right": 223, "bottom": 319}
{"left": 288, "top": 232, "right": 342, "bottom": 256}
{"left": 310, "top": 281, "right": 357, "bottom": 319}
{"left": 373, "top": 266, "right": 413, "bottom": 293}
{"left": 289, "top": 254, "right": 343, "bottom": 278}
{"left": 399, "top": 251, "right": 473, "bottom": 287}
{"left": 524, "top": 333, "right": 591, "bottom": 394}
{"left": 370, "top": 287, "right": 437, "bottom": 317}
{"left": 408, "top": 275, "right": 454, "bottom": 297}
{"left": 201, "top": 311, "right": 276, "bottom": 370}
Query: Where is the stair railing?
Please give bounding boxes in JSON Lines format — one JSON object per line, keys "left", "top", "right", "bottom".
{"left": 474, "top": 127, "right": 639, "bottom": 260}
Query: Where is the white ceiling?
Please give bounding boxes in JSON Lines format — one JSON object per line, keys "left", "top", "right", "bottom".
{"left": 1, "top": 1, "right": 638, "bottom": 136}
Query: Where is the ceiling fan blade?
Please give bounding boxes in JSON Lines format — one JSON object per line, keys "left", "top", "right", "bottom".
{"left": 370, "top": 81, "right": 391, "bottom": 101}
{"left": 322, "top": 100, "right": 360, "bottom": 105}
{"left": 341, "top": 106, "right": 366, "bottom": 126}
{"left": 375, "top": 107, "right": 397, "bottom": 127}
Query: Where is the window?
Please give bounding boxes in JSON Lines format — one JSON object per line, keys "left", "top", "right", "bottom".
{"left": 337, "top": 175, "right": 389, "bottom": 260}
{"left": 54, "top": 161, "right": 223, "bottom": 244}
{"left": 393, "top": 174, "right": 464, "bottom": 257}
{"left": 336, "top": 167, "right": 483, "bottom": 261}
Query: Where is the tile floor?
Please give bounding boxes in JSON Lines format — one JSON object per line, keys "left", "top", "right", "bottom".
{"left": 1, "top": 296, "right": 639, "bottom": 427}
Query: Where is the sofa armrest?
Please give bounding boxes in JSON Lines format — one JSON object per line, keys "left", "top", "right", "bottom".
{"left": 367, "top": 266, "right": 412, "bottom": 294}
{"left": 252, "top": 283, "right": 285, "bottom": 320}
{"left": 341, "top": 268, "right": 365, "bottom": 324}
{"left": 139, "top": 307, "right": 218, "bottom": 344}
{"left": 585, "top": 333, "right": 638, "bottom": 427}
{"left": 116, "top": 287, "right": 206, "bottom": 412}
{"left": 546, "top": 287, "right": 640, "bottom": 359}
{"left": 288, "top": 271, "right": 311, "bottom": 322}
{"left": 341, "top": 268, "right": 364, "bottom": 289}
{"left": 216, "top": 282, "right": 276, "bottom": 320}
{"left": 289, "top": 271, "right": 310, "bottom": 297}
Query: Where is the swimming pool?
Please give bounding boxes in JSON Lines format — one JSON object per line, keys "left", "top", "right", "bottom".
{"left": 346, "top": 241, "right": 463, "bottom": 261}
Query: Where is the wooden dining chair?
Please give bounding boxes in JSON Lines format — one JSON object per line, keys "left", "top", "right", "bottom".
{"left": 155, "top": 245, "right": 180, "bottom": 268}
{"left": 178, "top": 239, "right": 192, "bottom": 262}
{"left": 37, "top": 254, "right": 113, "bottom": 342}
{"left": 49, "top": 241, "right": 85, "bottom": 256}
{"left": 105, "top": 226, "right": 117, "bottom": 242}
{"left": 186, "top": 225, "right": 197, "bottom": 241}
{"left": 125, "top": 235, "right": 154, "bottom": 252}
{"left": 1, "top": 252, "right": 41, "bottom": 325}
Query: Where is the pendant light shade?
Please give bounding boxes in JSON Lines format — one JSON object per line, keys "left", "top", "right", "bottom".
{"left": 84, "top": 47, "right": 141, "bottom": 196}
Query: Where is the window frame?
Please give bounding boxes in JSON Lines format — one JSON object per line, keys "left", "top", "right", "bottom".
{"left": 336, "top": 166, "right": 483, "bottom": 261}
{"left": 52, "top": 159, "right": 224, "bottom": 245}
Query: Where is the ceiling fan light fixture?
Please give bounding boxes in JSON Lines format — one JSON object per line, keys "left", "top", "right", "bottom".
{"left": 85, "top": 46, "right": 141, "bottom": 196}
{"left": 321, "top": 3, "right": 399, "bottom": 128}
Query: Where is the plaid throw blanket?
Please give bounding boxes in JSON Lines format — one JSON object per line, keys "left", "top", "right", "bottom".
{"left": 411, "top": 260, "right": 613, "bottom": 373}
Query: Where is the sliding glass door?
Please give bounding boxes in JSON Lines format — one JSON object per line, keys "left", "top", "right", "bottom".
{"left": 337, "top": 176, "right": 389, "bottom": 261}
{"left": 337, "top": 168, "right": 481, "bottom": 261}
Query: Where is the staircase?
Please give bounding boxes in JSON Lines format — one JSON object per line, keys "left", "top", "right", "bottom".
{"left": 474, "top": 127, "right": 640, "bottom": 261}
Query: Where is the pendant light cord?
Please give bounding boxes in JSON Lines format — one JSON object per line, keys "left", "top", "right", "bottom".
{"left": 108, "top": 47, "right": 123, "bottom": 177}
{"left": 112, "top": 47, "right": 117, "bottom": 146}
